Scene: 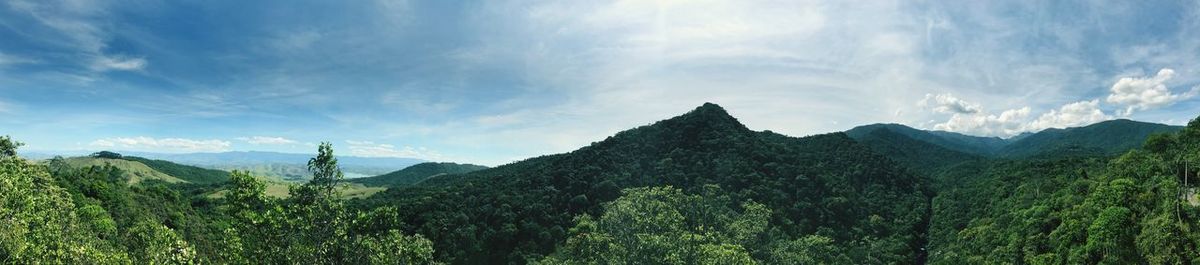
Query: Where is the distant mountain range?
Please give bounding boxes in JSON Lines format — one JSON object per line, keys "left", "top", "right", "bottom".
{"left": 845, "top": 119, "right": 1183, "bottom": 172}
{"left": 24, "top": 150, "right": 424, "bottom": 181}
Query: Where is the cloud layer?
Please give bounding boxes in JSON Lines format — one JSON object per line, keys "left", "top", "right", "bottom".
{"left": 2, "top": 0, "right": 1199, "bottom": 164}
{"left": 1107, "top": 69, "right": 1199, "bottom": 116}
{"left": 237, "top": 136, "right": 297, "bottom": 145}
{"left": 90, "top": 137, "right": 232, "bottom": 153}
{"left": 344, "top": 140, "right": 442, "bottom": 160}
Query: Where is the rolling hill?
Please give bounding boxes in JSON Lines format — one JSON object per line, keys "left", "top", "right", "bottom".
{"left": 51, "top": 155, "right": 233, "bottom": 185}
{"left": 349, "top": 162, "right": 488, "bottom": 187}
{"left": 121, "top": 156, "right": 231, "bottom": 184}
{"left": 57, "top": 157, "right": 189, "bottom": 184}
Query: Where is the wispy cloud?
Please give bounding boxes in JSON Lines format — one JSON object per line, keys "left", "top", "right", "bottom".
{"left": 3, "top": 0, "right": 1199, "bottom": 164}
{"left": 344, "top": 140, "right": 441, "bottom": 160}
{"left": 3, "top": 0, "right": 146, "bottom": 73}
{"left": 89, "top": 137, "right": 231, "bottom": 153}
{"left": 237, "top": 136, "right": 297, "bottom": 145}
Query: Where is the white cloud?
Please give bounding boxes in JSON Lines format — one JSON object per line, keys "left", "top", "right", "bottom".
{"left": 932, "top": 107, "right": 1030, "bottom": 137}
{"left": 88, "top": 137, "right": 231, "bottom": 153}
{"left": 918, "top": 93, "right": 982, "bottom": 114}
{"left": 237, "top": 136, "right": 297, "bottom": 145}
{"left": 1106, "top": 68, "right": 1199, "bottom": 116}
{"left": 0, "top": 53, "right": 38, "bottom": 66}
{"left": 1026, "top": 100, "right": 1111, "bottom": 131}
{"left": 925, "top": 96, "right": 1112, "bottom": 137}
{"left": 344, "top": 140, "right": 441, "bottom": 160}
{"left": 92, "top": 56, "right": 147, "bottom": 71}
{"left": 5, "top": 0, "right": 147, "bottom": 73}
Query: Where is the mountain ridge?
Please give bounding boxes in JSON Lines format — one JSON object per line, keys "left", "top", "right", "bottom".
{"left": 847, "top": 118, "right": 1183, "bottom": 158}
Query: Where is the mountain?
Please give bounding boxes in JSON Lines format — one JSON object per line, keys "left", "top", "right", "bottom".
{"left": 845, "top": 123, "right": 1007, "bottom": 155}
{"left": 997, "top": 119, "right": 1183, "bottom": 157}
{"left": 363, "top": 103, "right": 931, "bottom": 264}
{"left": 847, "top": 119, "right": 1183, "bottom": 159}
{"left": 121, "top": 156, "right": 231, "bottom": 184}
{"left": 349, "top": 162, "right": 487, "bottom": 187}
{"left": 852, "top": 128, "right": 984, "bottom": 174}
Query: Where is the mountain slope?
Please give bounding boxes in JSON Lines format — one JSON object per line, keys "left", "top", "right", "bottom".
{"left": 57, "top": 157, "right": 188, "bottom": 184}
{"left": 847, "top": 119, "right": 1183, "bottom": 160}
{"left": 853, "top": 128, "right": 984, "bottom": 175}
{"left": 845, "top": 123, "right": 1006, "bottom": 155}
{"left": 998, "top": 119, "right": 1183, "bottom": 157}
{"left": 349, "top": 162, "right": 487, "bottom": 187}
{"left": 364, "top": 103, "right": 931, "bottom": 264}
{"left": 121, "top": 156, "right": 231, "bottom": 184}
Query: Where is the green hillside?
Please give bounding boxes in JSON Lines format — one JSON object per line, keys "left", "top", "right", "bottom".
{"left": 121, "top": 156, "right": 231, "bottom": 184}
{"left": 362, "top": 103, "right": 932, "bottom": 264}
{"left": 848, "top": 119, "right": 1183, "bottom": 159}
{"left": 998, "top": 119, "right": 1183, "bottom": 157}
{"left": 846, "top": 123, "right": 1008, "bottom": 155}
{"left": 853, "top": 127, "right": 985, "bottom": 176}
{"left": 349, "top": 162, "right": 487, "bottom": 187}
{"left": 57, "top": 157, "right": 188, "bottom": 184}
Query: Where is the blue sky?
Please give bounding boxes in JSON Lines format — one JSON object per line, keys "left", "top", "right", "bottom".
{"left": 2, "top": 0, "right": 1199, "bottom": 165}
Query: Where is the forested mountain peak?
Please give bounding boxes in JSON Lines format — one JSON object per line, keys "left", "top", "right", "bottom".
{"left": 366, "top": 103, "right": 931, "bottom": 264}
{"left": 590, "top": 103, "right": 751, "bottom": 151}
{"left": 655, "top": 102, "right": 748, "bottom": 133}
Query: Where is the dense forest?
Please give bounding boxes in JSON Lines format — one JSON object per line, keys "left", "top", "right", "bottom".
{"left": 2, "top": 103, "right": 1199, "bottom": 264}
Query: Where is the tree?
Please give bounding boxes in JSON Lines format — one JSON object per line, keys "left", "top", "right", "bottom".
{"left": 348, "top": 230, "right": 438, "bottom": 265}
{"left": 125, "top": 220, "right": 197, "bottom": 264}
{"left": 0, "top": 142, "right": 129, "bottom": 264}
{"left": 0, "top": 135, "right": 22, "bottom": 157}
{"left": 1085, "top": 207, "right": 1137, "bottom": 264}
{"left": 221, "top": 143, "right": 438, "bottom": 264}
{"left": 90, "top": 151, "right": 123, "bottom": 159}
{"left": 538, "top": 186, "right": 773, "bottom": 264}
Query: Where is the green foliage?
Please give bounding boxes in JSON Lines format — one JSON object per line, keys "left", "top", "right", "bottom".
{"left": 92, "top": 151, "right": 123, "bottom": 159}
{"left": 0, "top": 149, "right": 130, "bottom": 264}
{"left": 537, "top": 186, "right": 769, "bottom": 264}
{"left": 348, "top": 230, "right": 438, "bottom": 265}
{"left": 0, "top": 135, "right": 22, "bottom": 157}
{"left": 125, "top": 220, "right": 197, "bottom": 264}
{"left": 5, "top": 107, "right": 1196, "bottom": 264}
{"left": 218, "top": 143, "right": 439, "bottom": 264}
{"left": 925, "top": 115, "right": 1200, "bottom": 264}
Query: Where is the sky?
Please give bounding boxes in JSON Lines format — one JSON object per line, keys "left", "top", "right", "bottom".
{"left": 2, "top": 0, "right": 1200, "bottom": 166}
